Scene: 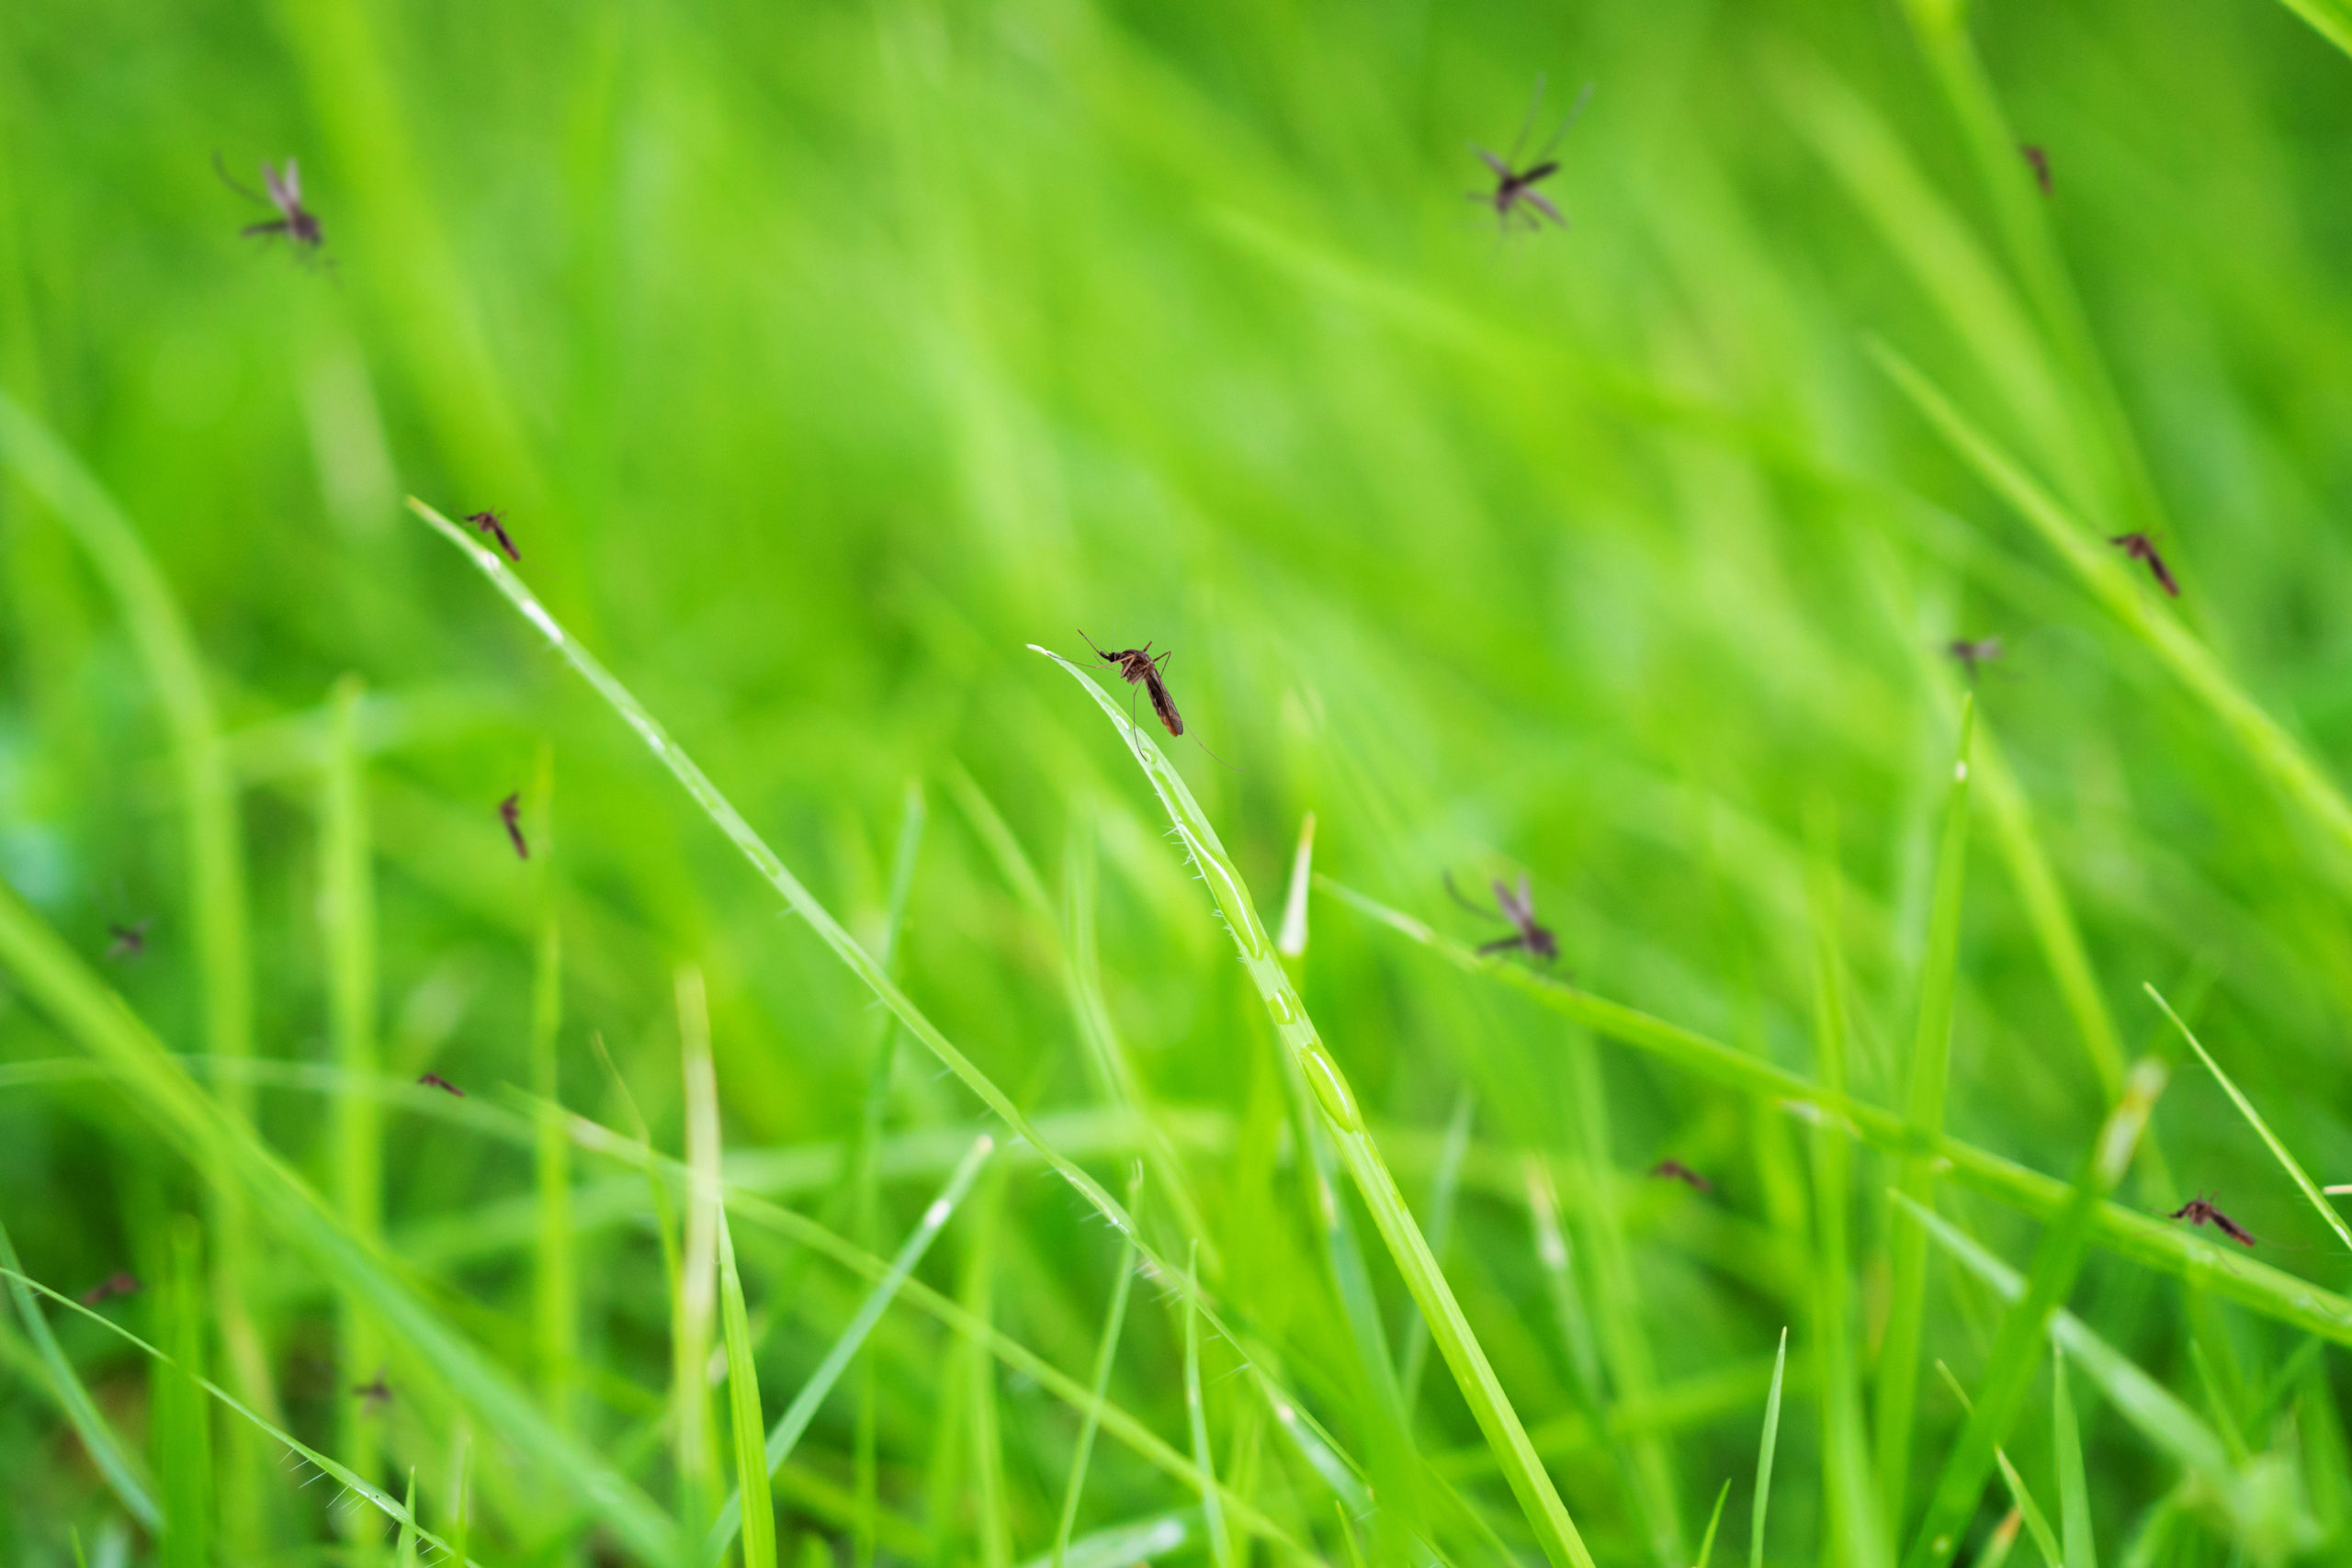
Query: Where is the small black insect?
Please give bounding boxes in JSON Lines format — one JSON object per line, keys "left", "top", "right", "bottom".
{"left": 1079, "top": 631, "right": 1183, "bottom": 738}
{"left": 1946, "top": 637, "right": 2004, "bottom": 682}
{"left": 2020, "top": 144, "right": 2052, "bottom": 196}
{"left": 467, "top": 510, "right": 520, "bottom": 563}
{"left": 2167, "top": 1195, "right": 2255, "bottom": 1247}
{"left": 418, "top": 1072, "right": 465, "bottom": 1098}
{"left": 78, "top": 1271, "right": 140, "bottom": 1306}
{"left": 1469, "top": 76, "right": 1592, "bottom": 234}
{"left": 499, "top": 792, "right": 528, "bottom": 860}
{"left": 2109, "top": 533, "right": 2180, "bottom": 597}
{"left": 106, "top": 920, "right": 150, "bottom": 962}
{"left": 1649, "top": 1158, "right": 1713, "bottom": 1193}
{"left": 352, "top": 1371, "right": 392, "bottom": 1411}
{"left": 214, "top": 153, "right": 324, "bottom": 254}
{"left": 1445, "top": 871, "right": 1560, "bottom": 964}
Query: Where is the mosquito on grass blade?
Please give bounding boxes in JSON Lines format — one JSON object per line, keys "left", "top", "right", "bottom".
{"left": 214, "top": 152, "right": 324, "bottom": 255}
{"left": 1470, "top": 75, "right": 1592, "bottom": 235}
{"left": 467, "top": 510, "right": 520, "bottom": 562}
{"left": 1444, "top": 871, "right": 1561, "bottom": 964}
{"left": 2020, "top": 144, "right": 2053, "bottom": 195}
{"left": 1079, "top": 630, "right": 1182, "bottom": 737}
{"left": 352, "top": 1372, "right": 392, "bottom": 1411}
{"left": 2167, "top": 1194, "right": 2256, "bottom": 1247}
{"left": 1649, "top": 1158, "right": 1713, "bottom": 1193}
{"left": 499, "top": 792, "right": 528, "bottom": 860}
{"left": 418, "top": 1073, "right": 465, "bottom": 1097}
{"left": 1945, "top": 637, "right": 2003, "bottom": 682}
{"left": 2110, "top": 532, "right": 2181, "bottom": 596}
{"left": 105, "top": 919, "right": 150, "bottom": 961}
{"left": 78, "top": 1271, "right": 139, "bottom": 1306}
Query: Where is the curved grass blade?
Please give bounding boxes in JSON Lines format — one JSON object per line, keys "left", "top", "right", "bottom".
{"left": 1752, "top": 1327, "right": 1788, "bottom": 1568}
{"left": 1182, "top": 1240, "right": 1235, "bottom": 1568}
{"left": 1316, "top": 875, "right": 2352, "bottom": 1345}
{"left": 2146, "top": 983, "right": 2352, "bottom": 1257}
{"left": 0, "top": 1219, "right": 159, "bottom": 1527}
{"left": 1939, "top": 1362, "right": 2063, "bottom": 1568}
{"left": 1696, "top": 1480, "right": 1731, "bottom": 1568}
{"left": 1035, "top": 644, "right": 1595, "bottom": 1568}
{"left": 2053, "top": 1350, "right": 2096, "bottom": 1568}
{"left": 702, "top": 1135, "right": 996, "bottom": 1565}
{"left": 1398, "top": 1089, "right": 1476, "bottom": 1413}
{"left": 718, "top": 1215, "right": 777, "bottom": 1568}
{"left": 1053, "top": 1176, "right": 1142, "bottom": 1568}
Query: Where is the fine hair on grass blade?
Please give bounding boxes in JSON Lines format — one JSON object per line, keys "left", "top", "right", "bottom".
{"left": 718, "top": 1214, "right": 777, "bottom": 1568}
{"left": 2146, "top": 983, "right": 2352, "bottom": 1255}
{"left": 1937, "top": 1362, "right": 2063, "bottom": 1568}
{"left": 1053, "top": 1168, "right": 1143, "bottom": 1568}
{"left": 1881, "top": 694, "right": 1976, "bottom": 1537}
{"left": 1312, "top": 874, "right": 2352, "bottom": 1345}
{"left": 1901, "top": 1059, "right": 2165, "bottom": 1568}
{"left": 0, "top": 1218, "right": 159, "bottom": 1528}
{"left": 1695, "top": 1479, "right": 1731, "bottom": 1567}
{"left": 1753, "top": 1327, "right": 1788, "bottom": 1568}
{"left": 0, "top": 1264, "right": 473, "bottom": 1563}
{"left": 1034, "top": 644, "right": 1595, "bottom": 1568}
{"left": 701, "top": 1135, "right": 995, "bottom": 1565}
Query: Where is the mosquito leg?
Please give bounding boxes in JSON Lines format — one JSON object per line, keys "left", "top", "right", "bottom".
{"left": 1444, "top": 872, "right": 1505, "bottom": 921}
{"left": 1476, "top": 935, "right": 1526, "bottom": 957}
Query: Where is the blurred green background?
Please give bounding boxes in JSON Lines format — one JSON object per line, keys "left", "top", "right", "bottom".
{"left": 6, "top": 0, "right": 2352, "bottom": 1561}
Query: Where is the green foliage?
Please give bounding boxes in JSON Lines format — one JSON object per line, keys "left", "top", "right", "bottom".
{"left": 5, "top": 0, "right": 2352, "bottom": 1562}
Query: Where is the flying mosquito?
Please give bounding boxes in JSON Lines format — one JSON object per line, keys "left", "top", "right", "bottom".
{"left": 418, "top": 1072, "right": 465, "bottom": 1097}
{"left": 353, "top": 1372, "right": 392, "bottom": 1411}
{"left": 499, "top": 792, "right": 528, "bottom": 860}
{"left": 78, "top": 1271, "right": 140, "bottom": 1306}
{"left": 1470, "top": 75, "right": 1593, "bottom": 234}
{"left": 214, "top": 153, "right": 324, "bottom": 254}
{"left": 1079, "top": 631, "right": 1183, "bottom": 738}
{"left": 1649, "top": 1158, "right": 1713, "bottom": 1192}
{"left": 1444, "top": 871, "right": 1560, "bottom": 963}
{"left": 106, "top": 919, "right": 150, "bottom": 961}
{"left": 2167, "top": 1194, "right": 2255, "bottom": 1247}
{"left": 2110, "top": 533, "right": 2180, "bottom": 596}
{"left": 1946, "top": 637, "right": 2003, "bottom": 682}
{"left": 2019, "top": 144, "right": 2053, "bottom": 195}
{"left": 468, "top": 510, "right": 520, "bottom": 562}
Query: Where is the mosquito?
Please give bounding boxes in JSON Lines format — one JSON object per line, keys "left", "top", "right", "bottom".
{"left": 2019, "top": 144, "right": 2052, "bottom": 195}
{"left": 214, "top": 152, "right": 324, "bottom": 254}
{"left": 468, "top": 510, "right": 520, "bottom": 563}
{"left": 2110, "top": 533, "right": 2180, "bottom": 596}
{"left": 2167, "top": 1194, "right": 2255, "bottom": 1247}
{"left": 78, "top": 1271, "right": 140, "bottom": 1306}
{"left": 352, "top": 1372, "right": 392, "bottom": 1411}
{"left": 1946, "top": 637, "right": 2003, "bottom": 682}
{"left": 1079, "top": 630, "right": 1183, "bottom": 738}
{"left": 1649, "top": 1158, "right": 1713, "bottom": 1192}
{"left": 1444, "top": 871, "right": 1560, "bottom": 963}
{"left": 418, "top": 1073, "right": 465, "bottom": 1098}
{"left": 499, "top": 792, "right": 529, "bottom": 860}
{"left": 1470, "top": 76, "right": 1592, "bottom": 234}
{"left": 106, "top": 919, "right": 150, "bottom": 961}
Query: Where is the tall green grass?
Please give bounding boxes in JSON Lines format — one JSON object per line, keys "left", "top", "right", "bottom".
{"left": 6, "top": 0, "right": 2352, "bottom": 1562}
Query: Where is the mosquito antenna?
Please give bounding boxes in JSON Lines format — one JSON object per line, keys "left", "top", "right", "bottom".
{"left": 1444, "top": 871, "right": 1505, "bottom": 921}
{"left": 1507, "top": 73, "right": 1549, "bottom": 167}
{"left": 212, "top": 150, "right": 266, "bottom": 205}
{"left": 1076, "top": 627, "right": 1112, "bottom": 659}
{"left": 1534, "top": 80, "right": 1595, "bottom": 162}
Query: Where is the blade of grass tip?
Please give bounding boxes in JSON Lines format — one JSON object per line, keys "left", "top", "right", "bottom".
{"left": 528, "top": 744, "right": 578, "bottom": 1430}
{"left": 1398, "top": 1089, "right": 1476, "bottom": 1415}
{"left": 1055, "top": 1169, "right": 1144, "bottom": 1568}
{"left": 1872, "top": 345, "right": 2352, "bottom": 874}
{"left": 322, "top": 674, "right": 385, "bottom": 1556}
{"left": 412, "top": 502, "right": 1237, "bottom": 1377}
{"left": 1752, "top": 1328, "right": 1789, "bottom": 1568}
{"left": 1276, "top": 810, "right": 1316, "bottom": 960}
{"left": 1935, "top": 1363, "right": 2062, "bottom": 1568}
{"left": 1902, "top": 1059, "right": 2165, "bottom": 1568}
{"left": 0, "top": 1266, "right": 475, "bottom": 1564}
{"left": 1184, "top": 1239, "right": 1237, "bottom": 1568}
{"left": 1899, "top": 1198, "right": 2235, "bottom": 1490}
{"left": 700, "top": 1136, "right": 997, "bottom": 1566}
{"left": 719, "top": 1215, "right": 777, "bottom": 1568}
{"left": 0, "top": 1218, "right": 159, "bottom": 1527}
{"left": 1880, "top": 694, "right": 1978, "bottom": 1536}
{"left": 2052, "top": 1350, "right": 2096, "bottom": 1568}
{"left": 1696, "top": 1480, "right": 1731, "bottom": 1568}
{"left": 1034, "top": 644, "right": 1594, "bottom": 1568}
{"left": 2146, "top": 983, "right": 2352, "bottom": 1256}
{"left": 1978, "top": 1512, "right": 2025, "bottom": 1568}
{"left": 1333, "top": 1500, "right": 1371, "bottom": 1568}
{"left": 678, "top": 964, "right": 724, "bottom": 1536}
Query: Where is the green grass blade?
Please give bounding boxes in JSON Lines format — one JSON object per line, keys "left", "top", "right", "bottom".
{"left": 1938, "top": 1355, "right": 2066, "bottom": 1568}
{"left": 1901, "top": 1060, "right": 2165, "bottom": 1568}
{"left": 1317, "top": 874, "right": 2352, "bottom": 1345}
{"left": 965, "top": 1165, "right": 1013, "bottom": 1568}
{"left": 2053, "top": 1350, "right": 2097, "bottom": 1568}
{"left": 1978, "top": 1512, "right": 2026, "bottom": 1568}
{"left": 1275, "top": 809, "right": 1317, "bottom": 959}
{"left": 1052, "top": 1177, "right": 1142, "bottom": 1568}
{"left": 2146, "top": 983, "right": 2352, "bottom": 1256}
{"left": 1035, "top": 644, "right": 1595, "bottom": 1568}
{"left": 1183, "top": 1239, "right": 1236, "bottom": 1568}
{"left": 678, "top": 964, "right": 725, "bottom": 1539}
{"left": 718, "top": 1215, "right": 777, "bottom": 1568}
{"left": 701, "top": 1136, "right": 997, "bottom": 1566}
{"left": 528, "top": 744, "right": 578, "bottom": 1430}
{"left": 1398, "top": 1089, "right": 1476, "bottom": 1414}
{"left": 1696, "top": 1480, "right": 1731, "bottom": 1568}
{"left": 2269, "top": 0, "right": 2352, "bottom": 58}
{"left": 397, "top": 1472, "right": 419, "bottom": 1568}
{"left": 1752, "top": 1328, "right": 1788, "bottom": 1568}
{"left": 1880, "top": 694, "right": 1978, "bottom": 1534}
{"left": 0, "top": 1218, "right": 159, "bottom": 1527}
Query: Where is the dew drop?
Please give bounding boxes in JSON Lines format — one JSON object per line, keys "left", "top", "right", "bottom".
{"left": 1300, "top": 1045, "right": 1361, "bottom": 1133}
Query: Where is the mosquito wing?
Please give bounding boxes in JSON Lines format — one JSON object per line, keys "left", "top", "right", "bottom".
{"left": 1524, "top": 189, "right": 1566, "bottom": 228}
{"left": 1144, "top": 670, "right": 1183, "bottom": 737}
{"left": 1475, "top": 146, "right": 1512, "bottom": 180}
